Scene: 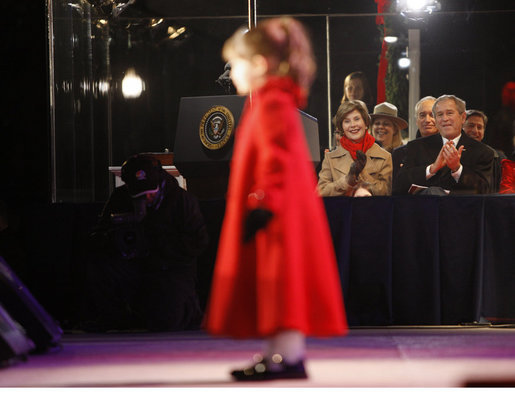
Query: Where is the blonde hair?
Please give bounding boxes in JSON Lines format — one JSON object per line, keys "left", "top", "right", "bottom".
{"left": 222, "top": 17, "right": 316, "bottom": 93}
{"left": 390, "top": 127, "right": 404, "bottom": 152}
{"left": 371, "top": 117, "right": 403, "bottom": 153}
{"left": 340, "top": 71, "right": 374, "bottom": 106}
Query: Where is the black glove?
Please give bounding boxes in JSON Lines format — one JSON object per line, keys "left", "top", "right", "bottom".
{"left": 347, "top": 150, "right": 367, "bottom": 186}
{"left": 243, "top": 208, "right": 274, "bottom": 243}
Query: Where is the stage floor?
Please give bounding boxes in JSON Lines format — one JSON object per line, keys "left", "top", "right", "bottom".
{"left": 1, "top": 326, "right": 515, "bottom": 388}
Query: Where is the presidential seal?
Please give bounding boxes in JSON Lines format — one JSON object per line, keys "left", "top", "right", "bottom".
{"left": 199, "top": 105, "right": 235, "bottom": 150}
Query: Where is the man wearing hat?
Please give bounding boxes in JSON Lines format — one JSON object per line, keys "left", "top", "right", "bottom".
{"left": 393, "top": 95, "right": 494, "bottom": 195}
{"left": 83, "top": 154, "right": 209, "bottom": 331}
{"left": 370, "top": 102, "right": 408, "bottom": 153}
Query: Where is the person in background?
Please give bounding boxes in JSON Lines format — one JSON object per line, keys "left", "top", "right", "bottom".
{"left": 318, "top": 100, "right": 392, "bottom": 197}
{"left": 340, "top": 71, "right": 374, "bottom": 112}
{"left": 463, "top": 109, "right": 488, "bottom": 143}
{"left": 392, "top": 96, "right": 438, "bottom": 190}
{"left": 370, "top": 102, "right": 408, "bottom": 153}
{"left": 328, "top": 72, "right": 373, "bottom": 152}
{"left": 484, "top": 81, "right": 515, "bottom": 161}
{"left": 204, "top": 17, "right": 347, "bottom": 381}
{"left": 415, "top": 96, "right": 439, "bottom": 138}
{"left": 463, "top": 109, "right": 506, "bottom": 192}
{"left": 83, "top": 154, "right": 209, "bottom": 332}
{"left": 393, "top": 94, "right": 494, "bottom": 195}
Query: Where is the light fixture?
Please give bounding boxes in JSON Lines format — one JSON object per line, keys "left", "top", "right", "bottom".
{"left": 94, "top": 80, "right": 110, "bottom": 98}
{"left": 95, "top": 19, "right": 108, "bottom": 29}
{"left": 398, "top": 57, "right": 411, "bottom": 69}
{"left": 122, "top": 68, "right": 144, "bottom": 99}
{"left": 86, "top": 0, "right": 135, "bottom": 18}
{"left": 151, "top": 18, "right": 164, "bottom": 28}
{"left": 384, "top": 36, "right": 399, "bottom": 44}
{"left": 396, "top": 0, "right": 441, "bottom": 20}
{"left": 167, "top": 26, "right": 187, "bottom": 40}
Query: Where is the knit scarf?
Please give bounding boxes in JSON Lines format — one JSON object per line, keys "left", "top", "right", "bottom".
{"left": 340, "top": 131, "right": 375, "bottom": 160}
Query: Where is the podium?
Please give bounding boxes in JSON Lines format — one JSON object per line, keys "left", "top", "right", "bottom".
{"left": 174, "top": 95, "right": 320, "bottom": 199}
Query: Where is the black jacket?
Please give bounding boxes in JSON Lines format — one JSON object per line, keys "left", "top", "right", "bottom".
{"left": 94, "top": 171, "right": 209, "bottom": 274}
{"left": 393, "top": 132, "right": 494, "bottom": 195}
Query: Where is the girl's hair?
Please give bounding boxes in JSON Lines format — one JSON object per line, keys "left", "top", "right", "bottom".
{"left": 222, "top": 17, "right": 316, "bottom": 93}
{"left": 340, "top": 71, "right": 374, "bottom": 106}
{"left": 333, "top": 100, "right": 371, "bottom": 132}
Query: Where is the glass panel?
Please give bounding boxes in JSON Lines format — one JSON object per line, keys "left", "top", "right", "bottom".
{"left": 49, "top": 1, "right": 515, "bottom": 202}
{"left": 50, "top": 0, "right": 249, "bottom": 202}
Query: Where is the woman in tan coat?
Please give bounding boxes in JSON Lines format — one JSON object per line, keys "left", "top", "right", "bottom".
{"left": 318, "top": 100, "right": 392, "bottom": 197}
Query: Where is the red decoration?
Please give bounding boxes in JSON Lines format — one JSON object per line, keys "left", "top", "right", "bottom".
{"left": 375, "top": 0, "right": 391, "bottom": 104}
{"left": 500, "top": 159, "right": 515, "bottom": 194}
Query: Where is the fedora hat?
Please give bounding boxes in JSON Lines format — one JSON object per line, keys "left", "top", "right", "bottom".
{"left": 370, "top": 102, "right": 408, "bottom": 130}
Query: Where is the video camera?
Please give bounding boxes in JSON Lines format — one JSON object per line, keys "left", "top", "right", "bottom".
{"left": 108, "top": 197, "right": 148, "bottom": 260}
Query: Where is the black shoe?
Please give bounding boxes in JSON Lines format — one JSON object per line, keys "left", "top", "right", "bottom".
{"left": 231, "top": 354, "right": 308, "bottom": 381}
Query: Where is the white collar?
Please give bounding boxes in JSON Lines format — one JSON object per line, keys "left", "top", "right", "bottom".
{"left": 442, "top": 133, "right": 461, "bottom": 146}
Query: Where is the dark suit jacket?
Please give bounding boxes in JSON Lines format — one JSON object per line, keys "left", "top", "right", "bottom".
{"left": 392, "top": 132, "right": 494, "bottom": 195}
{"left": 392, "top": 129, "right": 423, "bottom": 183}
{"left": 392, "top": 144, "right": 407, "bottom": 183}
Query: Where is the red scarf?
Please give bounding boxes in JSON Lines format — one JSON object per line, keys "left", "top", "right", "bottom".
{"left": 340, "top": 131, "right": 375, "bottom": 160}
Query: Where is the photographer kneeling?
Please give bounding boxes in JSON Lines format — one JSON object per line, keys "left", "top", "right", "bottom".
{"left": 83, "top": 154, "right": 209, "bottom": 332}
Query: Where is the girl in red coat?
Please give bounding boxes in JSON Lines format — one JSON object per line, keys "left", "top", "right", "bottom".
{"left": 205, "top": 17, "right": 347, "bottom": 381}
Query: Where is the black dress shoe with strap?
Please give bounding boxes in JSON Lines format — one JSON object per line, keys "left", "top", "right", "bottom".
{"left": 231, "top": 354, "right": 308, "bottom": 381}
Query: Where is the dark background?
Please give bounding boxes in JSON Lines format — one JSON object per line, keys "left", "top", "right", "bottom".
{"left": 1, "top": 0, "right": 514, "bottom": 208}
{"left": 0, "top": 0, "right": 514, "bottom": 331}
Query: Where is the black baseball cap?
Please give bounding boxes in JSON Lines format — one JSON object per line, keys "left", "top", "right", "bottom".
{"left": 121, "top": 154, "right": 161, "bottom": 197}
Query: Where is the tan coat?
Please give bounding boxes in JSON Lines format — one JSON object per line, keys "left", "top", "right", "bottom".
{"left": 317, "top": 143, "right": 392, "bottom": 196}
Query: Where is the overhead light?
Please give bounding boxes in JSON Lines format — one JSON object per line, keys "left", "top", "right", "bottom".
{"left": 397, "top": 0, "right": 441, "bottom": 20}
{"left": 122, "top": 68, "right": 144, "bottom": 99}
{"left": 97, "top": 80, "right": 110, "bottom": 96}
{"left": 398, "top": 57, "right": 411, "bottom": 69}
{"left": 384, "top": 36, "right": 398, "bottom": 43}
{"left": 167, "top": 26, "right": 187, "bottom": 40}
{"left": 151, "top": 18, "right": 164, "bottom": 28}
{"left": 95, "top": 19, "right": 108, "bottom": 29}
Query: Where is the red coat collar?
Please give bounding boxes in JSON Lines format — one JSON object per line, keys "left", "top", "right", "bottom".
{"left": 253, "top": 76, "right": 307, "bottom": 109}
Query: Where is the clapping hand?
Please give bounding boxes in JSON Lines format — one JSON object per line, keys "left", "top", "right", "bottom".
{"left": 442, "top": 141, "right": 464, "bottom": 172}
{"left": 347, "top": 150, "right": 367, "bottom": 186}
{"left": 430, "top": 141, "right": 464, "bottom": 174}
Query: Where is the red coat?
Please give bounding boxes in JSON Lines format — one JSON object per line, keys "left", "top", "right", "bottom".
{"left": 205, "top": 77, "right": 347, "bottom": 338}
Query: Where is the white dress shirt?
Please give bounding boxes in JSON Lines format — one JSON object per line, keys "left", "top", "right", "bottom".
{"left": 426, "top": 134, "right": 463, "bottom": 182}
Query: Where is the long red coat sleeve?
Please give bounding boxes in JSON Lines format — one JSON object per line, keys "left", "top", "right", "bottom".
{"left": 205, "top": 77, "right": 347, "bottom": 338}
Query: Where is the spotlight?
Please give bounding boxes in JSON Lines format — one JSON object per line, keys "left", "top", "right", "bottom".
{"left": 398, "top": 57, "right": 411, "bottom": 69}
{"left": 384, "top": 36, "right": 399, "bottom": 43}
{"left": 97, "top": 80, "right": 110, "bottom": 96}
{"left": 122, "top": 68, "right": 144, "bottom": 99}
{"left": 396, "top": 0, "right": 441, "bottom": 20}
